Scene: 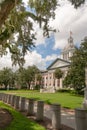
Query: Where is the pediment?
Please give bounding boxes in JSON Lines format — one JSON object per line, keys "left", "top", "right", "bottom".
{"left": 47, "top": 58, "right": 70, "bottom": 70}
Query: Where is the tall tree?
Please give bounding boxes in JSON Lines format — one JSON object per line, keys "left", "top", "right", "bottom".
{"left": 63, "top": 37, "right": 87, "bottom": 92}
{"left": 0, "top": 0, "right": 86, "bottom": 67}
{"left": 69, "top": 0, "right": 85, "bottom": 8}
{"left": 35, "top": 73, "right": 43, "bottom": 89}
{"left": 0, "top": 0, "right": 57, "bottom": 67}
{"left": 54, "top": 68, "right": 63, "bottom": 79}
{"left": 0, "top": 67, "right": 14, "bottom": 89}
{"left": 16, "top": 65, "right": 40, "bottom": 89}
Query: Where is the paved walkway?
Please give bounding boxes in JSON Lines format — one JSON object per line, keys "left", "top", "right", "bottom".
{"left": 61, "top": 108, "right": 75, "bottom": 129}
{"left": 25, "top": 102, "right": 75, "bottom": 129}
{"left": 44, "top": 105, "right": 75, "bottom": 130}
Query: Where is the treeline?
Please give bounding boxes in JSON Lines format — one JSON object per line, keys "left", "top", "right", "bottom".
{"left": 0, "top": 65, "right": 42, "bottom": 90}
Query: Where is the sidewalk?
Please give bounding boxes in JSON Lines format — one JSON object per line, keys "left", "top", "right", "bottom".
{"left": 25, "top": 102, "right": 76, "bottom": 130}
{"left": 61, "top": 108, "right": 75, "bottom": 129}
{"left": 44, "top": 104, "right": 75, "bottom": 130}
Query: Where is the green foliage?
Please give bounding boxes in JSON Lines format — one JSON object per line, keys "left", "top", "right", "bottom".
{"left": 69, "top": 0, "right": 85, "bottom": 8}
{"left": 0, "top": 0, "right": 85, "bottom": 67}
{"left": 0, "top": 101, "right": 45, "bottom": 130}
{"left": 0, "top": 0, "right": 58, "bottom": 67}
{"left": 35, "top": 73, "right": 42, "bottom": 89}
{"left": 5, "top": 90, "right": 83, "bottom": 109}
{"left": 16, "top": 65, "right": 40, "bottom": 89}
{"left": 36, "top": 73, "right": 42, "bottom": 81}
{"left": 34, "top": 85, "right": 40, "bottom": 90}
{"left": 54, "top": 68, "right": 63, "bottom": 79}
{"left": 0, "top": 67, "right": 15, "bottom": 89}
{"left": 57, "top": 88, "right": 71, "bottom": 93}
{"left": 63, "top": 37, "right": 87, "bottom": 92}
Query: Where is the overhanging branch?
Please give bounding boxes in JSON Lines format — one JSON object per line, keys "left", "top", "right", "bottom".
{"left": 0, "top": 0, "right": 20, "bottom": 27}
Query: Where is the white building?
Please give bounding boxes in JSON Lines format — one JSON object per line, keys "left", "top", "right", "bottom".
{"left": 41, "top": 33, "right": 76, "bottom": 93}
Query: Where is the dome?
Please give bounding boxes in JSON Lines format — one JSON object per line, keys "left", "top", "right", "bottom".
{"left": 63, "top": 36, "right": 75, "bottom": 52}
{"left": 61, "top": 33, "right": 75, "bottom": 61}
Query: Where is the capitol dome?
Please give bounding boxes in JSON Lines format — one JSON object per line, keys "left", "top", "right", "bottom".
{"left": 61, "top": 33, "right": 75, "bottom": 61}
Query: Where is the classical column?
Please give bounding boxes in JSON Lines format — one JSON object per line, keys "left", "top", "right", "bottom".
{"left": 83, "top": 66, "right": 87, "bottom": 108}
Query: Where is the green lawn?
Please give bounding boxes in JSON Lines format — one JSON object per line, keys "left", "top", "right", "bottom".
{"left": 4, "top": 90, "right": 84, "bottom": 109}
{"left": 0, "top": 101, "right": 46, "bottom": 130}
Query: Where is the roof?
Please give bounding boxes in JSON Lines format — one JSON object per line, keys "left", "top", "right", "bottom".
{"left": 47, "top": 58, "right": 70, "bottom": 70}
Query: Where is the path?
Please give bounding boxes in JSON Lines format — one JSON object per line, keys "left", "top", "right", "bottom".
{"left": 44, "top": 104, "right": 75, "bottom": 129}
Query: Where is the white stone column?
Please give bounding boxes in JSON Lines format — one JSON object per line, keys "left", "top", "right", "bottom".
{"left": 27, "top": 98, "right": 34, "bottom": 116}
{"left": 19, "top": 97, "right": 26, "bottom": 111}
{"left": 60, "top": 79, "right": 62, "bottom": 89}
{"left": 14, "top": 96, "right": 20, "bottom": 109}
{"left": 75, "top": 108, "right": 87, "bottom": 130}
{"left": 11, "top": 95, "right": 16, "bottom": 106}
{"left": 51, "top": 104, "right": 61, "bottom": 130}
{"left": 83, "top": 67, "right": 87, "bottom": 108}
{"left": 36, "top": 100, "right": 44, "bottom": 121}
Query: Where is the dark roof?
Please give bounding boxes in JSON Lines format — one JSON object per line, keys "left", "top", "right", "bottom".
{"left": 47, "top": 65, "right": 70, "bottom": 71}
{"left": 41, "top": 70, "right": 48, "bottom": 73}
{"left": 47, "top": 58, "right": 70, "bottom": 70}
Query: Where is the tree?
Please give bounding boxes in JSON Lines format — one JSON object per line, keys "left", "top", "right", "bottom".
{"left": 0, "top": 0, "right": 57, "bottom": 67}
{"left": 36, "top": 73, "right": 42, "bottom": 83}
{"left": 16, "top": 65, "right": 40, "bottom": 89}
{"left": 0, "top": 0, "right": 86, "bottom": 67}
{"left": 69, "top": 0, "right": 85, "bottom": 8}
{"left": 54, "top": 68, "right": 63, "bottom": 79}
{"left": 0, "top": 67, "right": 14, "bottom": 89}
{"left": 63, "top": 37, "right": 87, "bottom": 93}
{"left": 24, "top": 66, "right": 40, "bottom": 89}
{"left": 0, "top": 0, "right": 20, "bottom": 27}
{"left": 15, "top": 68, "right": 28, "bottom": 89}
{"left": 35, "top": 73, "right": 42, "bottom": 89}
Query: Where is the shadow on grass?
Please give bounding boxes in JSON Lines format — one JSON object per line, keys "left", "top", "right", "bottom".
{"left": 0, "top": 101, "right": 45, "bottom": 130}
{"left": 63, "top": 106, "right": 71, "bottom": 109}
{"left": 45, "top": 99, "right": 51, "bottom": 105}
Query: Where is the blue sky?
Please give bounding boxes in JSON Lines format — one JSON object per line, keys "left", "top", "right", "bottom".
{"left": 0, "top": 0, "right": 87, "bottom": 70}
{"left": 34, "top": 35, "right": 61, "bottom": 58}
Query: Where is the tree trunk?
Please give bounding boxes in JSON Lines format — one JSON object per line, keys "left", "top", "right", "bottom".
{"left": 27, "top": 82, "right": 31, "bottom": 90}
{"left": 0, "top": 0, "right": 20, "bottom": 27}
{"left": 4, "top": 84, "right": 7, "bottom": 90}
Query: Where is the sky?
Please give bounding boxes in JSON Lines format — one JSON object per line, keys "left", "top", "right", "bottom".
{"left": 0, "top": 0, "right": 87, "bottom": 71}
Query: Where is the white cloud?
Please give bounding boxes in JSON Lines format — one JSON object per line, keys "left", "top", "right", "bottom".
{"left": 0, "top": 50, "right": 46, "bottom": 71}
{"left": 33, "top": 26, "right": 45, "bottom": 46}
{"left": 0, "top": 1, "right": 87, "bottom": 70}
{"left": 0, "top": 51, "right": 12, "bottom": 70}
{"left": 45, "top": 54, "right": 58, "bottom": 62}
{"left": 24, "top": 51, "right": 46, "bottom": 70}
{"left": 49, "top": 1, "right": 87, "bottom": 49}
{"left": 22, "top": 0, "right": 28, "bottom": 5}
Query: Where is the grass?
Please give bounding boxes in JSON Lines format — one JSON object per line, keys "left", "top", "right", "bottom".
{"left": 0, "top": 101, "right": 46, "bottom": 130}
{"left": 3, "top": 90, "right": 84, "bottom": 109}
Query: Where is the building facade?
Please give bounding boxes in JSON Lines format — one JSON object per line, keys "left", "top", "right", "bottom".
{"left": 41, "top": 33, "right": 75, "bottom": 92}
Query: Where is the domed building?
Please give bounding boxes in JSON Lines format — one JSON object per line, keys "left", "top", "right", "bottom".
{"left": 40, "top": 33, "right": 76, "bottom": 93}
{"left": 61, "top": 34, "right": 75, "bottom": 61}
